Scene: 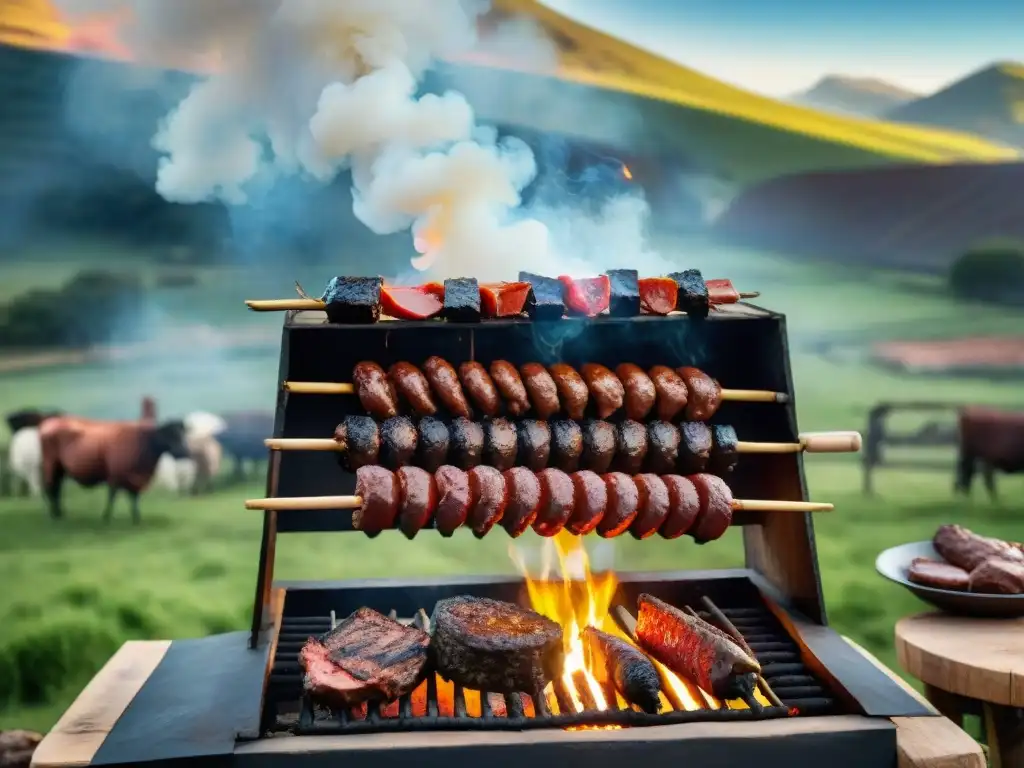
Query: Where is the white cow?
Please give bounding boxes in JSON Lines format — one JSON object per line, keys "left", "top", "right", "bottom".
{"left": 8, "top": 426, "right": 42, "bottom": 496}
{"left": 154, "top": 412, "right": 226, "bottom": 495}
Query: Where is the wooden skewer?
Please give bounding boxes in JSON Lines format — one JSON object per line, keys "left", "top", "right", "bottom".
{"left": 282, "top": 380, "right": 790, "bottom": 404}
{"left": 263, "top": 430, "right": 861, "bottom": 454}
{"left": 243, "top": 495, "right": 833, "bottom": 512}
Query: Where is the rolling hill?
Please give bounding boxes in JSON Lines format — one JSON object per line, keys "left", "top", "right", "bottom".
{"left": 888, "top": 62, "right": 1024, "bottom": 148}
{"left": 791, "top": 75, "right": 920, "bottom": 116}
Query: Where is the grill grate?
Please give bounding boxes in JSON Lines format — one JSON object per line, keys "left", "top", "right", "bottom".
{"left": 265, "top": 603, "right": 837, "bottom": 736}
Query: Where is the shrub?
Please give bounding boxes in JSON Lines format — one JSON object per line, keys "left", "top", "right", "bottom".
{"left": 948, "top": 242, "right": 1024, "bottom": 303}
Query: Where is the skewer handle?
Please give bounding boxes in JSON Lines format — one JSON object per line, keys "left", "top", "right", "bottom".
{"left": 731, "top": 500, "right": 833, "bottom": 512}
{"left": 284, "top": 381, "right": 355, "bottom": 395}
{"left": 245, "top": 495, "right": 363, "bottom": 510}
{"left": 246, "top": 299, "right": 325, "bottom": 311}
{"left": 720, "top": 389, "right": 789, "bottom": 404}
{"left": 264, "top": 438, "right": 342, "bottom": 451}
{"left": 736, "top": 431, "right": 862, "bottom": 455}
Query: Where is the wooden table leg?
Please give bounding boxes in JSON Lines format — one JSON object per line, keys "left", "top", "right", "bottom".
{"left": 923, "top": 683, "right": 966, "bottom": 728}
{"left": 982, "top": 703, "right": 1024, "bottom": 768}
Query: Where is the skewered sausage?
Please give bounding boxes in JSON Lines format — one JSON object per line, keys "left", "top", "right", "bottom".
{"left": 353, "top": 361, "right": 398, "bottom": 419}
{"left": 677, "top": 422, "right": 712, "bottom": 474}
{"left": 449, "top": 417, "right": 484, "bottom": 470}
{"left": 707, "top": 425, "right": 738, "bottom": 474}
{"left": 396, "top": 466, "right": 436, "bottom": 539}
{"left": 630, "top": 474, "right": 670, "bottom": 539}
{"left": 424, "top": 356, "right": 472, "bottom": 418}
{"left": 353, "top": 465, "right": 399, "bottom": 535}
{"left": 613, "top": 420, "right": 648, "bottom": 474}
{"left": 688, "top": 473, "right": 733, "bottom": 543}
{"left": 581, "top": 420, "right": 616, "bottom": 474}
{"left": 521, "top": 363, "right": 560, "bottom": 419}
{"left": 516, "top": 419, "right": 551, "bottom": 471}
{"left": 389, "top": 362, "right": 437, "bottom": 416}
{"left": 660, "top": 475, "right": 700, "bottom": 539}
{"left": 648, "top": 366, "right": 688, "bottom": 421}
{"left": 484, "top": 418, "right": 518, "bottom": 472}
{"left": 490, "top": 361, "right": 531, "bottom": 417}
{"left": 549, "top": 420, "right": 584, "bottom": 472}
{"left": 582, "top": 626, "right": 661, "bottom": 714}
{"left": 567, "top": 470, "right": 606, "bottom": 535}
{"left": 415, "top": 417, "right": 449, "bottom": 472}
{"left": 534, "top": 468, "right": 575, "bottom": 536}
{"left": 467, "top": 466, "right": 507, "bottom": 538}
{"left": 333, "top": 415, "right": 380, "bottom": 471}
{"left": 598, "top": 472, "right": 639, "bottom": 537}
{"left": 380, "top": 416, "right": 418, "bottom": 469}
{"left": 459, "top": 362, "right": 501, "bottom": 418}
{"left": 581, "top": 363, "right": 624, "bottom": 419}
{"left": 502, "top": 467, "right": 542, "bottom": 537}
{"left": 646, "top": 421, "right": 680, "bottom": 474}
{"left": 615, "top": 363, "right": 656, "bottom": 421}
{"left": 434, "top": 466, "right": 470, "bottom": 536}
{"left": 548, "top": 363, "right": 589, "bottom": 420}
{"left": 677, "top": 366, "right": 722, "bottom": 422}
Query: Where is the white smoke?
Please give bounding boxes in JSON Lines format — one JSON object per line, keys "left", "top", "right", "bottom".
{"left": 55, "top": 0, "right": 664, "bottom": 280}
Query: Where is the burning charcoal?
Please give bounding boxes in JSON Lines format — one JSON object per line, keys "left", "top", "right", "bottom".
{"left": 415, "top": 417, "right": 450, "bottom": 472}
{"left": 321, "top": 276, "right": 383, "bottom": 324}
{"left": 519, "top": 271, "right": 564, "bottom": 321}
{"left": 677, "top": 422, "right": 713, "bottom": 474}
{"left": 708, "top": 425, "right": 738, "bottom": 474}
{"left": 605, "top": 269, "right": 640, "bottom": 317}
{"left": 668, "top": 269, "right": 710, "bottom": 318}
{"left": 443, "top": 278, "right": 481, "bottom": 323}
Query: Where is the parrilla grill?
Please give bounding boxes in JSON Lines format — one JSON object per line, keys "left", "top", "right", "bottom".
{"left": 32, "top": 300, "right": 954, "bottom": 768}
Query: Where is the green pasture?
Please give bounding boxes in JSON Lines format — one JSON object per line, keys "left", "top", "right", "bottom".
{"left": 1, "top": 240, "right": 1024, "bottom": 732}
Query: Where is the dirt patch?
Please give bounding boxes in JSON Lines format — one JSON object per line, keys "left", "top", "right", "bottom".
{"left": 872, "top": 336, "right": 1024, "bottom": 372}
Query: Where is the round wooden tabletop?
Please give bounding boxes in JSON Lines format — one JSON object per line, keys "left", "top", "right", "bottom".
{"left": 895, "top": 612, "right": 1024, "bottom": 707}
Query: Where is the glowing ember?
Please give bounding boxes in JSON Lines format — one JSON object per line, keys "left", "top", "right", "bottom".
{"left": 621, "top": 164, "right": 633, "bottom": 180}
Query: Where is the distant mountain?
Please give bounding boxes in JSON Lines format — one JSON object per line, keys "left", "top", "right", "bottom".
{"left": 791, "top": 75, "right": 920, "bottom": 116}
{"left": 887, "top": 62, "right": 1024, "bottom": 147}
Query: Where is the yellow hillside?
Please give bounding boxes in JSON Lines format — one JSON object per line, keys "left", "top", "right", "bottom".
{"left": 489, "top": 0, "right": 1018, "bottom": 166}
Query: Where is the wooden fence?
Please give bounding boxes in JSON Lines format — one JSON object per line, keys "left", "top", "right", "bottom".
{"left": 861, "top": 401, "right": 964, "bottom": 494}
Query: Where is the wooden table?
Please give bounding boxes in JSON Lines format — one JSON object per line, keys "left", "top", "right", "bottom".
{"left": 896, "top": 612, "right": 1024, "bottom": 768}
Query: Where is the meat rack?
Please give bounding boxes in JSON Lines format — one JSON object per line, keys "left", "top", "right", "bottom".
{"left": 30, "top": 302, "right": 984, "bottom": 768}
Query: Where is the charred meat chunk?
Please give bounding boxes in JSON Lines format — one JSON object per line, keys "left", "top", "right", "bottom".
{"left": 519, "top": 271, "right": 565, "bottom": 322}
{"left": 582, "top": 626, "right": 660, "bottom": 713}
{"left": 415, "top": 417, "right": 449, "bottom": 472}
{"left": 581, "top": 363, "right": 624, "bottom": 419}
{"left": 614, "top": 420, "right": 648, "bottom": 474}
{"left": 459, "top": 362, "right": 501, "bottom": 418}
{"left": 549, "top": 420, "right": 584, "bottom": 472}
{"left": 907, "top": 558, "right": 970, "bottom": 591}
{"left": 708, "top": 425, "right": 738, "bottom": 475}
{"left": 449, "top": 417, "right": 485, "bottom": 470}
{"left": 300, "top": 607, "right": 428, "bottom": 708}
{"left": 516, "top": 419, "right": 551, "bottom": 471}
{"left": 688, "top": 473, "right": 733, "bottom": 544}
{"left": 933, "top": 524, "right": 1024, "bottom": 572}
{"left": 443, "top": 278, "right": 481, "bottom": 323}
{"left": 502, "top": 467, "right": 542, "bottom": 537}
{"left": 630, "top": 474, "right": 671, "bottom": 539}
{"left": 649, "top": 366, "right": 688, "bottom": 422}
{"left": 534, "top": 468, "right": 575, "bottom": 537}
{"left": 333, "top": 415, "right": 379, "bottom": 471}
{"left": 353, "top": 466, "right": 399, "bottom": 535}
{"left": 677, "top": 422, "right": 713, "bottom": 474}
{"left": 646, "top": 421, "right": 681, "bottom": 474}
{"left": 677, "top": 366, "right": 722, "bottom": 421}
{"left": 616, "top": 363, "right": 656, "bottom": 421}
{"left": 467, "top": 466, "right": 507, "bottom": 537}
{"left": 431, "top": 596, "right": 564, "bottom": 694}
{"left": 969, "top": 558, "right": 1024, "bottom": 594}
{"left": 567, "top": 470, "right": 607, "bottom": 535}
{"left": 434, "top": 466, "right": 471, "bottom": 537}
{"left": 321, "top": 276, "right": 383, "bottom": 324}
{"left": 484, "top": 417, "right": 519, "bottom": 472}
{"left": 668, "top": 269, "right": 710, "bottom": 319}
{"left": 549, "top": 363, "right": 589, "bottom": 420}
{"left": 424, "top": 356, "right": 472, "bottom": 418}
{"left": 380, "top": 416, "right": 418, "bottom": 469}
{"left": 580, "top": 420, "right": 616, "bottom": 474}
{"left": 598, "top": 472, "right": 639, "bottom": 537}
{"left": 388, "top": 362, "right": 437, "bottom": 417}
{"left": 396, "top": 466, "right": 436, "bottom": 539}
{"left": 605, "top": 269, "right": 640, "bottom": 317}
{"left": 353, "top": 361, "right": 398, "bottom": 419}
{"left": 490, "top": 360, "right": 531, "bottom": 417}
{"left": 521, "top": 363, "right": 560, "bottom": 420}
{"left": 660, "top": 475, "right": 700, "bottom": 539}
{"left": 636, "top": 593, "right": 759, "bottom": 700}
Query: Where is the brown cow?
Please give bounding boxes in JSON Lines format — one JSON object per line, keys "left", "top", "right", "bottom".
{"left": 955, "top": 406, "right": 1024, "bottom": 500}
{"left": 40, "top": 416, "right": 189, "bottom": 523}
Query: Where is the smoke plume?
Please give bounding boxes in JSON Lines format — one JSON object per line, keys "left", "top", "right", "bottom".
{"left": 55, "top": 0, "right": 669, "bottom": 279}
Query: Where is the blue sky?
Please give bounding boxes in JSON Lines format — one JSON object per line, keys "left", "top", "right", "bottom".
{"left": 541, "top": 0, "right": 1024, "bottom": 96}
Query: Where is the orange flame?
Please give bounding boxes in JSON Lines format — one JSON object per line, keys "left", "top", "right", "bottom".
{"left": 621, "top": 164, "right": 633, "bottom": 180}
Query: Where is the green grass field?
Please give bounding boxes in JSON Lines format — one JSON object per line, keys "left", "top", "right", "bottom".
{"left": 1, "top": 239, "right": 1023, "bottom": 733}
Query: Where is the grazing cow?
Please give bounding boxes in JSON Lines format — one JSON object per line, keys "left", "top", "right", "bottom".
{"left": 954, "top": 406, "right": 1024, "bottom": 500}
{"left": 9, "top": 427, "right": 43, "bottom": 496}
{"left": 218, "top": 411, "right": 275, "bottom": 480}
{"left": 155, "top": 432, "right": 223, "bottom": 495}
{"left": 40, "top": 416, "right": 190, "bottom": 523}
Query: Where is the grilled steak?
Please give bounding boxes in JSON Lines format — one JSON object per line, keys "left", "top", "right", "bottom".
{"left": 969, "top": 557, "right": 1024, "bottom": 594}
{"left": 300, "top": 607, "right": 430, "bottom": 708}
{"left": 431, "top": 596, "right": 564, "bottom": 695}
{"left": 933, "top": 524, "right": 1024, "bottom": 572}
{"left": 907, "top": 558, "right": 969, "bottom": 591}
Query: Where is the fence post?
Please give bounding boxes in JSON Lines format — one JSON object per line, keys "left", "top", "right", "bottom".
{"left": 862, "top": 404, "right": 890, "bottom": 495}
